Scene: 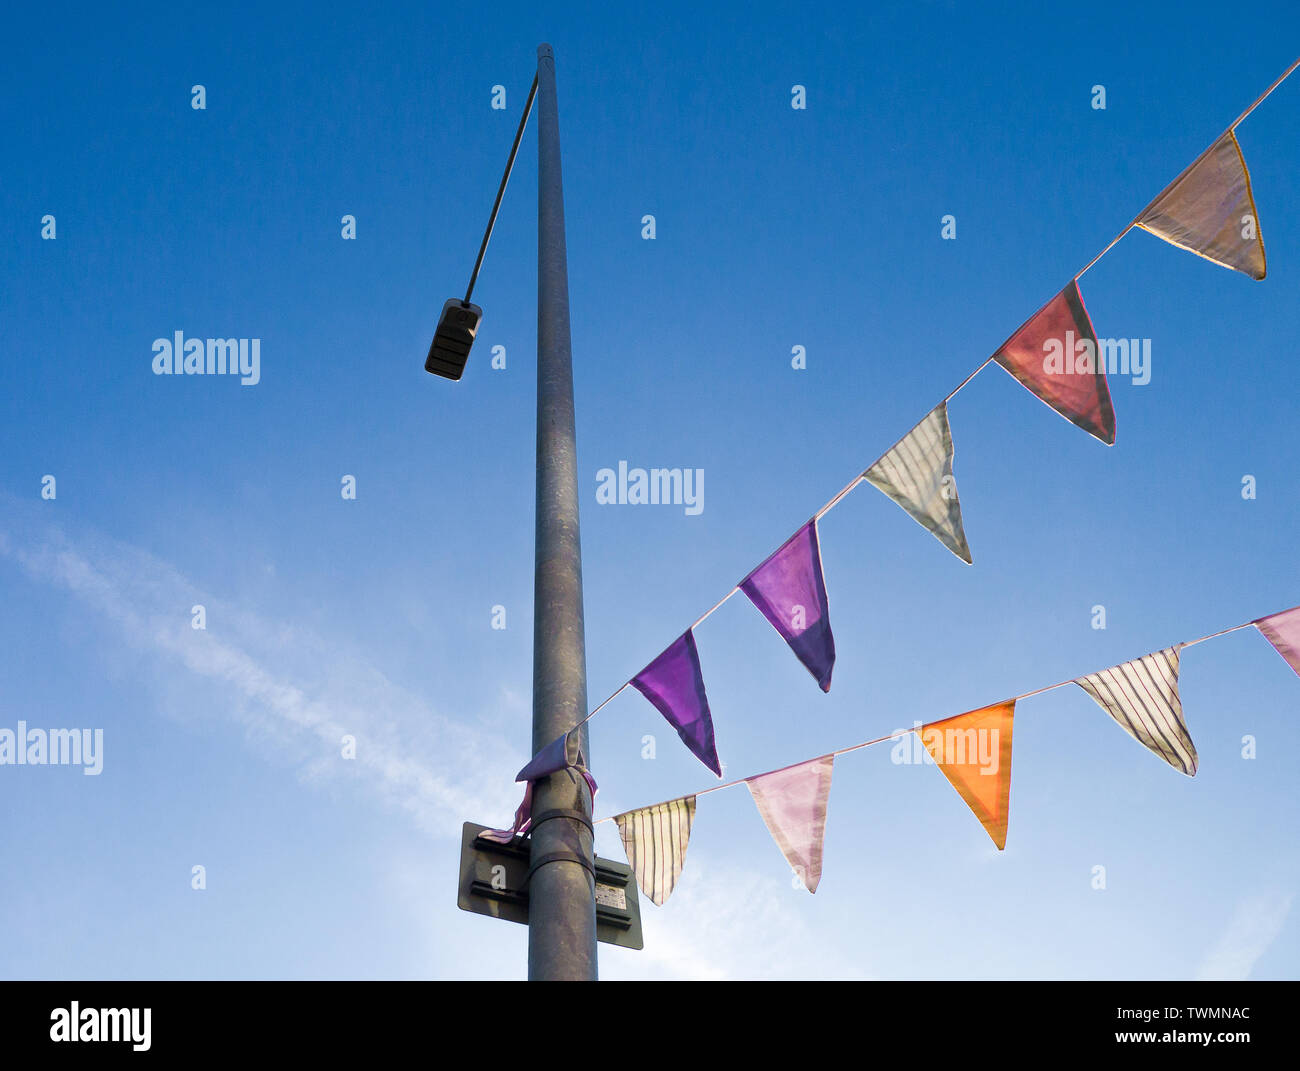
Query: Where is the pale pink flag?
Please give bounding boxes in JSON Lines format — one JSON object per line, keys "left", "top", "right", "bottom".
{"left": 745, "top": 754, "right": 834, "bottom": 893}
{"left": 1255, "top": 606, "right": 1300, "bottom": 678}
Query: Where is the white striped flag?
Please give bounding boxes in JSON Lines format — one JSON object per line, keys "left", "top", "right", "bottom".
{"left": 1075, "top": 647, "right": 1198, "bottom": 775}
{"left": 615, "top": 797, "right": 697, "bottom": 907}
{"left": 864, "top": 401, "right": 972, "bottom": 563}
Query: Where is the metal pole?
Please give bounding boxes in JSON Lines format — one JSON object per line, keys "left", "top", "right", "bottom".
{"left": 528, "top": 42, "right": 597, "bottom": 981}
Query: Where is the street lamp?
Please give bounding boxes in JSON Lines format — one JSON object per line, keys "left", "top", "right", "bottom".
{"left": 426, "top": 46, "right": 598, "bottom": 981}
{"left": 424, "top": 70, "right": 537, "bottom": 381}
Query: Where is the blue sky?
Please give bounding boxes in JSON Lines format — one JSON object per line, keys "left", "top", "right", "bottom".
{"left": 2, "top": 0, "right": 1298, "bottom": 980}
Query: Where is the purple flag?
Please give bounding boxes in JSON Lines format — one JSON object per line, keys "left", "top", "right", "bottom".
{"left": 482, "top": 731, "right": 595, "bottom": 844}
{"left": 515, "top": 730, "right": 578, "bottom": 782}
{"left": 481, "top": 765, "right": 599, "bottom": 845}
{"left": 631, "top": 630, "right": 722, "bottom": 777}
{"left": 740, "top": 521, "right": 836, "bottom": 691}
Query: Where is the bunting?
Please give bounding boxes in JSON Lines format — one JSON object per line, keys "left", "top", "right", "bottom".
{"left": 615, "top": 797, "right": 697, "bottom": 906}
{"left": 746, "top": 755, "right": 834, "bottom": 892}
{"left": 740, "top": 521, "right": 836, "bottom": 691}
{"left": 1075, "top": 647, "right": 1197, "bottom": 776}
{"left": 515, "top": 729, "right": 578, "bottom": 783}
{"left": 1137, "top": 131, "right": 1266, "bottom": 280}
{"left": 864, "top": 401, "right": 972, "bottom": 563}
{"left": 480, "top": 62, "right": 1300, "bottom": 912}
{"left": 596, "top": 603, "right": 1300, "bottom": 906}
{"left": 631, "top": 630, "right": 723, "bottom": 776}
{"left": 994, "top": 281, "right": 1116, "bottom": 445}
{"left": 480, "top": 730, "right": 596, "bottom": 844}
{"left": 917, "top": 701, "right": 1015, "bottom": 850}
{"left": 1255, "top": 607, "right": 1300, "bottom": 678}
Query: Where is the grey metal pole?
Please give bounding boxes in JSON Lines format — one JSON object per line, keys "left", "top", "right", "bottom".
{"left": 528, "top": 42, "right": 598, "bottom": 982}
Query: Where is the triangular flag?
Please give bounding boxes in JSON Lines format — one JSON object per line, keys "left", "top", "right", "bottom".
{"left": 864, "top": 401, "right": 972, "bottom": 563}
{"left": 745, "top": 754, "right": 834, "bottom": 893}
{"left": 917, "top": 701, "right": 1015, "bottom": 850}
{"left": 1254, "top": 606, "right": 1300, "bottom": 678}
{"left": 1075, "top": 647, "right": 1197, "bottom": 776}
{"left": 1136, "top": 131, "right": 1266, "bottom": 280}
{"left": 615, "top": 797, "right": 696, "bottom": 906}
{"left": 739, "top": 521, "right": 836, "bottom": 691}
{"left": 631, "top": 630, "right": 722, "bottom": 776}
{"left": 994, "top": 280, "right": 1116, "bottom": 445}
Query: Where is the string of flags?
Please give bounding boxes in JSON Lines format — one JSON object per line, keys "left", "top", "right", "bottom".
{"left": 480, "top": 58, "right": 1300, "bottom": 903}
{"left": 604, "top": 604, "right": 1300, "bottom": 906}
{"left": 559, "top": 56, "right": 1299, "bottom": 787}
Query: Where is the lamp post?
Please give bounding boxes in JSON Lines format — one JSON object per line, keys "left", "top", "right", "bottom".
{"left": 427, "top": 44, "right": 597, "bottom": 980}
{"left": 527, "top": 41, "right": 598, "bottom": 982}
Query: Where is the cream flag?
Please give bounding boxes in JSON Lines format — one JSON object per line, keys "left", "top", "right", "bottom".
{"left": 1136, "top": 131, "right": 1266, "bottom": 280}
{"left": 1076, "top": 647, "right": 1198, "bottom": 776}
{"left": 615, "top": 797, "right": 696, "bottom": 907}
{"left": 864, "top": 402, "right": 972, "bottom": 563}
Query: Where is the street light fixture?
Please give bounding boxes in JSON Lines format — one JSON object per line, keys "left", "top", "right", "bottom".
{"left": 424, "top": 71, "right": 537, "bottom": 381}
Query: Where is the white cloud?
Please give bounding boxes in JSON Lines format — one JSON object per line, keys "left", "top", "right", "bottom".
{"left": 2, "top": 511, "right": 877, "bottom": 980}
{"left": 601, "top": 857, "right": 872, "bottom": 981}
{"left": 1195, "top": 889, "right": 1294, "bottom": 980}
{"left": 0, "top": 513, "right": 521, "bottom": 837}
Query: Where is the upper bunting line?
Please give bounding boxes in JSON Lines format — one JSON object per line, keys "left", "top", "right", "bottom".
{"left": 572, "top": 56, "right": 1300, "bottom": 737}
{"left": 591, "top": 607, "right": 1283, "bottom": 825}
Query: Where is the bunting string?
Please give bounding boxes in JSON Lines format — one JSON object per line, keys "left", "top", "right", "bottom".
{"left": 594, "top": 606, "right": 1284, "bottom": 826}
{"left": 569, "top": 57, "right": 1300, "bottom": 743}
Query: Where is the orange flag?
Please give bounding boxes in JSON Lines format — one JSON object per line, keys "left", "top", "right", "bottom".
{"left": 917, "top": 700, "right": 1015, "bottom": 850}
{"left": 1136, "top": 131, "right": 1266, "bottom": 280}
{"left": 994, "top": 281, "right": 1115, "bottom": 445}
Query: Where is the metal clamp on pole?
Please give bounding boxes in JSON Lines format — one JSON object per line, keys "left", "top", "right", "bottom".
{"left": 526, "top": 849, "right": 596, "bottom": 886}
{"left": 528, "top": 807, "right": 595, "bottom": 836}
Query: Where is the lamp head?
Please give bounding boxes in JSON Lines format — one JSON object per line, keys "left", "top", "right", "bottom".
{"left": 425, "top": 299, "right": 483, "bottom": 381}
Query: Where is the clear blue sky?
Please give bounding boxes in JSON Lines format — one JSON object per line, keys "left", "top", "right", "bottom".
{"left": 2, "top": 0, "right": 1298, "bottom": 980}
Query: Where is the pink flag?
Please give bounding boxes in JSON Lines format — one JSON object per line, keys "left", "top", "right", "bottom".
{"left": 1255, "top": 606, "right": 1300, "bottom": 678}
{"left": 994, "top": 280, "right": 1116, "bottom": 445}
{"left": 740, "top": 521, "right": 836, "bottom": 691}
{"left": 745, "top": 754, "right": 834, "bottom": 893}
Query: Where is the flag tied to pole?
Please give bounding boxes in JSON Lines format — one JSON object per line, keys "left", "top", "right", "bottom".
{"left": 480, "top": 729, "right": 597, "bottom": 844}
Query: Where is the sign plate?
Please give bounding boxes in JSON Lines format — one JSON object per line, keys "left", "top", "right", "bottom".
{"left": 457, "top": 822, "right": 643, "bottom": 950}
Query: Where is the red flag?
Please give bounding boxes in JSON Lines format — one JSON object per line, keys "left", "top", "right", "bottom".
{"left": 994, "top": 281, "right": 1115, "bottom": 445}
